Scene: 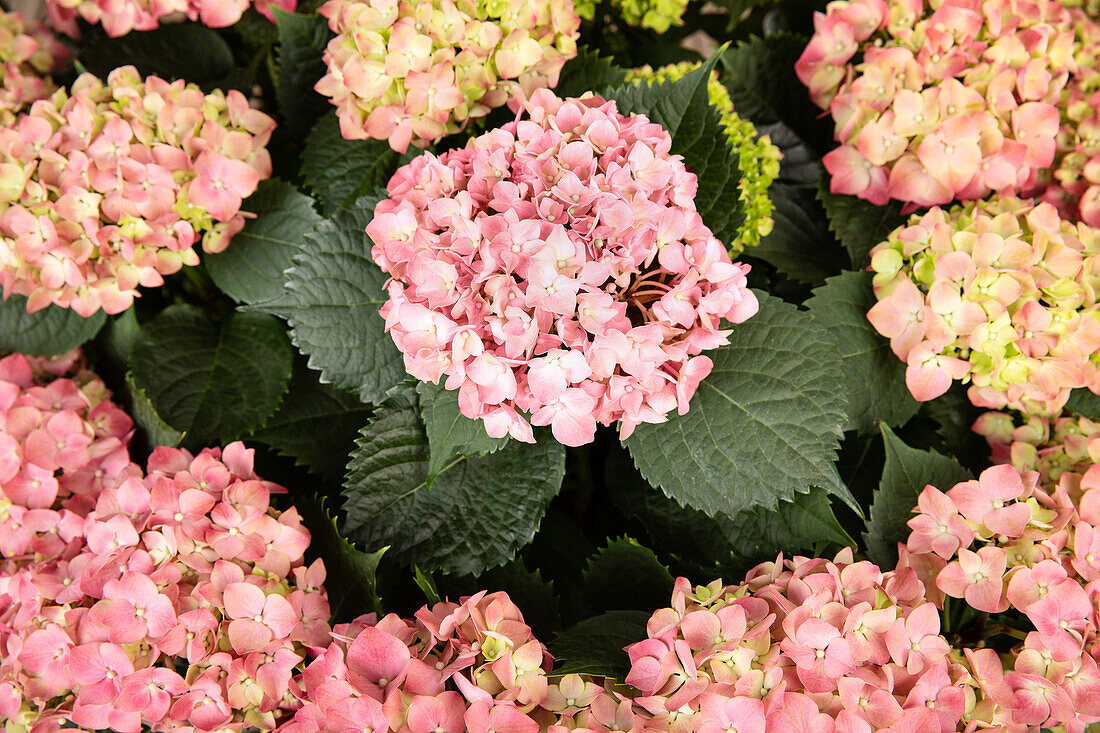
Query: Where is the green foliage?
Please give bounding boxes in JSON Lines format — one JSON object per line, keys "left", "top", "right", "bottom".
{"left": 549, "top": 610, "right": 650, "bottom": 678}
{"left": 583, "top": 538, "right": 674, "bottom": 612}
{"left": 269, "top": 195, "right": 407, "bottom": 404}
{"left": 1065, "top": 389, "right": 1100, "bottom": 420}
{"left": 751, "top": 182, "right": 843, "bottom": 284}
{"left": 625, "top": 291, "right": 854, "bottom": 519}
{"left": 300, "top": 116, "right": 405, "bottom": 214}
{"left": 342, "top": 390, "right": 567, "bottom": 575}
{"left": 864, "top": 424, "right": 973, "bottom": 567}
{"left": 125, "top": 372, "right": 184, "bottom": 449}
{"left": 554, "top": 45, "right": 628, "bottom": 98}
{"left": 78, "top": 24, "right": 238, "bottom": 88}
{"left": 297, "top": 496, "right": 387, "bottom": 619}
{"left": 129, "top": 305, "right": 293, "bottom": 449}
{"left": 273, "top": 9, "right": 331, "bottom": 138}
{"left": 806, "top": 271, "right": 920, "bottom": 433}
{"left": 205, "top": 180, "right": 322, "bottom": 305}
{"left": 0, "top": 296, "right": 106, "bottom": 356}
{"left": 416, "top": 381, "right": 509, "bottom": 480}
{"left": 818, "top": 189, "right": 906, "bottom": 269}
{"left": 605, "top": 51, "right": 746, "bottom": 247}
{"left": 249, "top": 360, "right": 372, "bottom": 483}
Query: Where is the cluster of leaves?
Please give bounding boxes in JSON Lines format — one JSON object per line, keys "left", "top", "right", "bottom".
{"left": 0, "top": 0, "right": 1026, "bottom": 674}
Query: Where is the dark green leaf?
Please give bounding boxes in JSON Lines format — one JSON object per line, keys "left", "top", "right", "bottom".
{"left": 249, "top": 360, "right": 372, "bottom": 482}
{"left": 129, "top": 305, "right": 293, "bottom": 448}
{"left": 583, "top": 537, "right": 674, "bottom": 613}
{"left": 864, "top": 424, "right": 972, "bottom": 567}
{"left": 818, "top": 189, "right": 905, "bottom": 269}
{"left": 604, "top": 50, "right": 746, "bottom": 247}
{"left": 125, "top": 372, "right": 184, "bottom": 449}
{"left": 273, "top": 9, "right": 331, "bottom": 138}
{"left": 300, "top": 115, "right": 403, "bottom": 214}
{"left": 269, "top": 195, "right": 407, "bottom": 404}
{"left": 1065, "top": 389, "right": 1100, "bottom": 420}
{"left": 78, "top": 24, "right": 236, "bottom": 88}
{"left": 806, "top": 271, "right": 919, "bottom": 433}
{"left": 206, "top": 180, "right": 322, "bottom": 305}
{"left": 297, "top": 496, "right": 386, "bottom": 619}
{"left": 554, "top": 45, "right": 628, "bottom": 98}
{"left": 0, "top": 296, "right": 106, "bottom": 356}
{"left": 342, "top": 391, "right": 566, "bottom": 575}
{"left": 416, "top": 381, "right": 508, "bottom": 479}
{"left": 750, "top": 182, "right": 843, "bottom": 285}
{"left": 549, "top": 610, "right": 650, "bottom": 678}
{"left": 625, "top": 291, "right": 854, "bottom": 518}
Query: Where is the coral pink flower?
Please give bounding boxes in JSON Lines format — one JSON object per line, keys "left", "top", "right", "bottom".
{"left": 937, "top": 546, "right": 1009, "bottom": 612}
{"left": 223, "top": 582, "right": 298, "bottom": 654}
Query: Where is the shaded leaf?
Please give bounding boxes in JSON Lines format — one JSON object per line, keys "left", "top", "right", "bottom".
{"left": 805, "top": 271, "right": 919, "bottom": 433}
{"left": 750, "top": 182, "right": 843, "bottom": 285}
{"left": 342, "top": 390, "right": 566, "bottom": 575}
{"left": 300, "top": 116, "right": 402, "bottom": 214}
{"left": 416, "top": 381, "right": 508, "bottom": 479}
{"left": 818, "top": 189, "right": 905, "bottom": 269}
{"left": 1065, "top": 389, "right": 1100, "bottom": 420}
{"left": 297, "top": 496, "right": 386, "bottom": 619}
{"left": 129, "top": 305, "right": 293, "bottom": 449}
{"left": 250, "top": 360, "right": 372, "bottom": 482}
{"left": 0, "top": 296, "right": 106, "bottom": 356}
{"left": 864, "top": 424, "right": 972, "bottom": 567}
{"left": 125, "top": 372, "right": 184, "bottom": 449}
{"left": 271, "top": 195, "right": 407, "bottom": 404}
{"left": 554, "top": 45, "right": 628, "bottom": 98}
{"left": 205, "top": 180, "right": 322, "bottom": 305}
{"left": 78, "top": 24, "right": 236, "bottom": 88}
{"left": 273, "top": 9, "right": 331, "bottom": 138}
{"left": 625, "top": 291, "right": 854, "bottom": 518}
{"left": 549, "top": 610, "right": 650, "bottom": 679}
{"left": 583, "top": 537, "right": 674, "bottom": 613}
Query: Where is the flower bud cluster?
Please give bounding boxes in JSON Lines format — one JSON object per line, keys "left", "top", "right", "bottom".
{"left": 867, "top": 196, "right": 1100, "bottom": 415}
{"left": 284, "top": 590, "right": 552, "bottom": 733}
{"left": 624, "top": 61, "right": 781, "bottom": 254}
{"left": 612, "top": 0, "right": 688, "bottom": 33}
{"left": 0, "top": 350, "right": 331, "bottom": 733}
{"left": 366, "top": 89, "right": 759, "bottom": 446}
{"left": 795, "top": 0, "right": 1095, "bottom": 209}
{"left": 974, "top": 409, "right": 1100, "bottom": 485}
{"left": 613, "top": 553, "right": 1012, "bottom": 733}
{"left": 902, "top": 462, "right": 1100, "bottom": 730}
{"left": 45, "top": 0, "right": 297, "bottom": 38}
{"left": 0, "top": 10, "right": 68, "bottom": 126}
{"left": 315, "top": 0, "right": 580, "bottom": 154}
{"left": 0, "top": 66, "right": 276, "bottom": 316}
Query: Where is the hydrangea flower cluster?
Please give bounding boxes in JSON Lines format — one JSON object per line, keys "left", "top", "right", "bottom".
{"left": 284, "top": 590, "right": 551, "bottom": 733}
{"left": 867, "top": 196, "right": 1100, "bottom": 414}
{"left": 0, "top": 10, "right": 68, "bottom": 126}
{"left": 1039, "top": 18, "right": 1100, "bottom": 227}
{"left": 902, "top": 463, "right": 1100, "bottom": 730}
{"left": 315, "top": 0, "right": 580, "bottom": 154}
{"left": 974, "top": 409, "right": 1100, "bottom": 484}
{"left": 366, "top": 89, "right": 759, "bottom": 446}
{"left": 612, "top": 551, "right": 1017, "bottom": 733}
{"left": 611, "top": 0, "right": 687, "bottom": 33}
{"left": 0, "top": 65, "right": 276, "bottom": 316}
{"left": 45, "top": 0, "right": 297, "bottom": 38}
{"left": 624, "top": 61, "right": 781, "bottom": 254}
{"left": 795, "top": 0, "right": 1096, "bottom": 208}
{"left": 0, "top": 434, "right": 331, "bottom": 732}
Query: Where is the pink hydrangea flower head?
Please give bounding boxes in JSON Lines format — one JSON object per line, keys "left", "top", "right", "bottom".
{"left": 0, "top": 66, "right": 277, "bottom": 316}
{"left": 868, "top": 195, "right": 1100, "bottom": 414}
{"left": 798, "top": 0, "right": 1100, "bottom": 208}
{"left": 316, "top": 0, "right": 580, "bottom": 152}
{"left": 45, "top": 0, "right": 298, "bottom": 38}
{"left": 367, "top": 89, "right": 759, "bottom": 446}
